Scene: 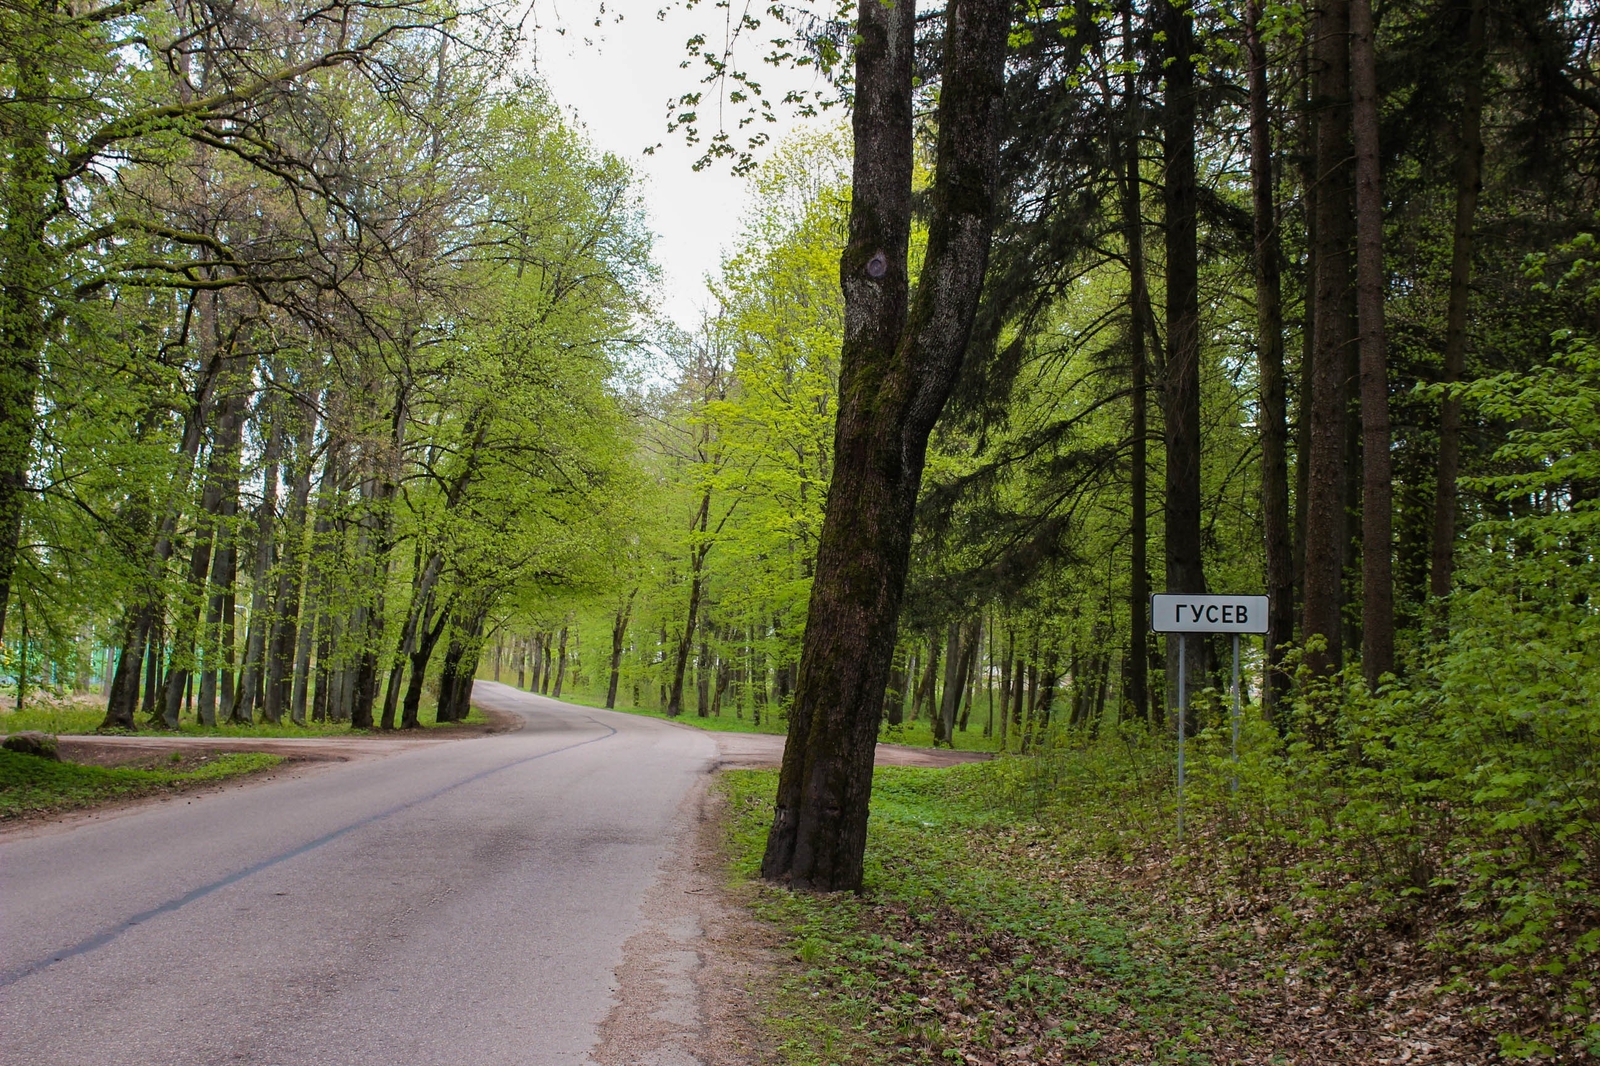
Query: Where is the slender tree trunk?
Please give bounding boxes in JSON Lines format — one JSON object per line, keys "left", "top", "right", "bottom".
{"left": 668, "top": 491, "right": 712, "bottom": 717}
{"left": 1350, "top": 0, "right": 1395, "bottom": 683}
{"left": 263, "top": 400, "right": 317, "bottom": 725}
{"left": 607, "top": 589, "right": 635, "bottom": 708}
{"left": 233, "top": 403, "right": 284, "bottom": 724}
{"left": 935, "top": 621, "right": 961, "bottom": 744}
{"left": 198, "top": 375, "right": 244, "bottom": 727}
{"left": 401, "top": 599, "right": 450, "bottom": 729}
{"left": 1303, "top": 0, "right": 1356, "bottom": 672}
{"left": 164, "top": 439, "right": 230, "bottom": 727}
{"left": 883, "top": 644, "right": 907, "bottom": 726}
{"left": 1249, "top": 0, "right": 1294, "bottom": 715}
{"left": 541, "top": 634, "right": 553, "bottom": 695}
{"left": 1161, "top": 0, "right": 1210, "bottom": 711}
{"left": 552, "top": 625, "right": 569, "bottom": 699}
{"left": 761, "top": 0, "right": 1009, "bottom": 890}
{"left": 1430, "top": 0, "right": 1487, "bottom": 607}
{"left": 913, "top": 636, "right": 940, "bottom": 724}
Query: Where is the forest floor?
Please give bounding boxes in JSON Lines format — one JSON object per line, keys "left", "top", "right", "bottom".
{"left": 719, "top": 763, "right": 1512, "bottom": 1066}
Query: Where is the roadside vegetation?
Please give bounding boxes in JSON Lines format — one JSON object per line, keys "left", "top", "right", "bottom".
{"left": 0, "top": 750, "right": 282, "bottom": 820}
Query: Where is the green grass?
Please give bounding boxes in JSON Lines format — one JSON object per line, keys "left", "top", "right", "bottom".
{"left": 0, "top": 749, "right": 283, "bottom": 819}
{"left": 720, "top": 764, "right": 1266, "bottom": 1065}
{"left": 0, "top": 699, "right": 486, "bottom": 737}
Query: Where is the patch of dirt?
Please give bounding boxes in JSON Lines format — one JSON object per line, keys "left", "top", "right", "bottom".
{"left": 590, "top": 776, "right": 786, "bottom": 1066}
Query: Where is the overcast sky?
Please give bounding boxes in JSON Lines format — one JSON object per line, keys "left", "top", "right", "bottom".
{"left": 527, "top": 3, "right": 828, "bottom": 328}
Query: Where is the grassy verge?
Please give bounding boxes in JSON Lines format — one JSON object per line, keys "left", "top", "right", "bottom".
{"left": 0, "top": 749, "right": 283, "bottom": 819}
{"left": 720, "top": 764, "right": 1267, "bottom": 1065}
{"left": 0, "top": 700, "right": 486, "bottom": 737}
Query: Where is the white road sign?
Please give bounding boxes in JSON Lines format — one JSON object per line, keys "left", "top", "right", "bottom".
{"left": 1151, "top": 594, "right": 1269, "bottom": 634}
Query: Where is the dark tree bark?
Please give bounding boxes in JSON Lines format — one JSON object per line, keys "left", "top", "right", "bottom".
{"left": 606, "top": 589, "right": 635, "bottom": 709}
{"left": 232, "top": 397, "right": 284, "bottom": 724}
{"left": 913, "top": 636, "right": 940, "bottom": 723}
{"left": 540, "top": 634, "right": 552, "bottom": 695}
{"left": 1351, "top": 0, "right": 1395, "bottom": 683}
{"left": 1161, "top": 0, "right": 1210, "bottom": 709}
{"left": 552, "top": 625, "right": 569, "bottom": 699}
{"left": 530, "top": 632, "right": 545, "bottom": 694}
{"left": 696, "top": 633, "right": 711, "bottom": 716}
{"left": 883, "top": 644, "right": 908, "bottom": 726}
{"left": 400, "top": 592, "right": 451, "bottom": 729}
{"left": 934, "top": 621, "right": 962, "bottom": 745}
{"left": 1302, "top": 0, "right": 1356, "bottom": 672}
{"left": 263, "top": 396, "right": 317, "bottom": 725}
{"left": 1119, "top": 7, "right": 1153, "bottom": 726}
{"left": 1294, "top": 39, "right": 1317, "bottom": 639}
{"left": 668, "top": 489, "right": 711, "bottom": 716}
{"left": 1429, "top": 0, "right": 1488, "bottom": 608}
{"left": 760, "top": 0, "right": 1011, "bottom": 891}
{"left": 1248, "top": 0, "right": 1294, "bottom": 714}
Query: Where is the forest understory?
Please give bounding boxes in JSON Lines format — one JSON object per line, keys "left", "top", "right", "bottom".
{"left": 724, "top": 764, "right": 1599, "bottom": 1065}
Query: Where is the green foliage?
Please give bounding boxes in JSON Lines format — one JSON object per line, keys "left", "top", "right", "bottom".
{"left": 0, "top": 749, "right": 281, "bottom": 819}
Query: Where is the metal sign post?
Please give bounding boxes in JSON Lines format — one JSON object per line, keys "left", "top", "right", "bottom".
{"left": 1150, "top": 594, "right": 1268, "bottom": 840}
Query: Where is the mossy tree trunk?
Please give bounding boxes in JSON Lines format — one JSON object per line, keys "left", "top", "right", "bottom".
{"left": 760, "top": 0, "right": 1011, "bottom": 892}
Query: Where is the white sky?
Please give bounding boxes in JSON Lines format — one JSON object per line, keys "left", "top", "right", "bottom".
{"left": 527, "top": 2, "right": 827, "bottom": 328}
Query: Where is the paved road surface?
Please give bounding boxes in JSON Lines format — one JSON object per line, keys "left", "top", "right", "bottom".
{"left": 0, "top": 683, "right": 715, "bottom": 1066}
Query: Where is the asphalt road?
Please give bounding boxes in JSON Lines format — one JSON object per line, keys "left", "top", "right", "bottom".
{"left": 0, "top": 682, "right": 716, "bottom": 1066}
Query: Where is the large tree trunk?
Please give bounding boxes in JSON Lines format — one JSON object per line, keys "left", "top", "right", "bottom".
{"left": 1350, "top": 0, "right": 1395, "bottom": 683}
{"left": 761, "top": 0, "right": 1010, "bottom": 891}
{"left": 1248, "top": 0, "right": 1294, "bottom": 715}
{"left": 1302, "top": 0, "right": 1356, "bottom": 672}
{"left": 1161, "top": 0, "right": 1210, "bottom": 711}
{"left": 1120, "top": 7, "right": 1153, "bottom": 726}
{"left": 1429, "top": 0, "right": 1488, "bottom": 607}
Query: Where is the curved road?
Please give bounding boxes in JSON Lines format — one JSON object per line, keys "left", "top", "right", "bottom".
{"left": 0, "top": 683, "right": 715, "bottom": 1066}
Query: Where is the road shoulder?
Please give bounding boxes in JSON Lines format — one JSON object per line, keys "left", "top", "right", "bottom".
{"left": 589, "top": 773, "right": 786, "bottom": 1066}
